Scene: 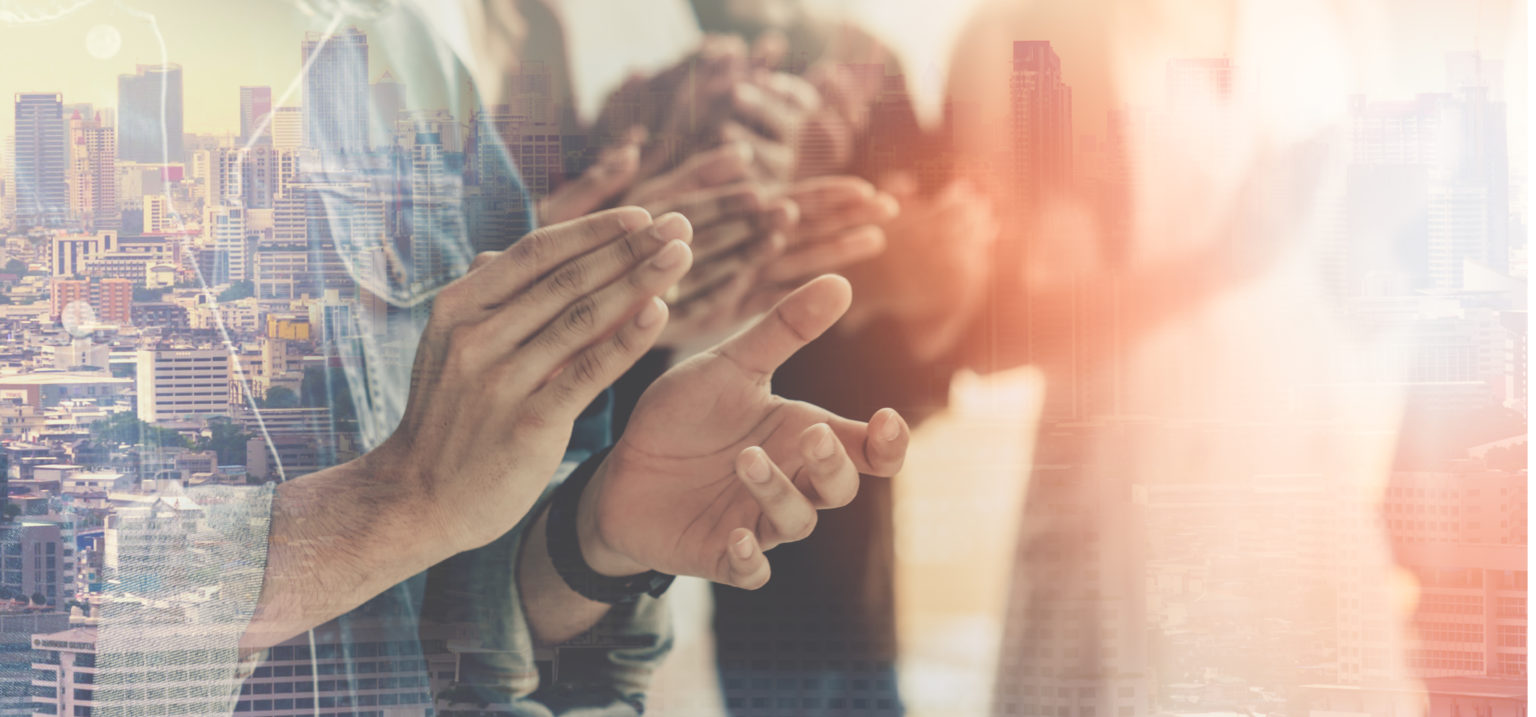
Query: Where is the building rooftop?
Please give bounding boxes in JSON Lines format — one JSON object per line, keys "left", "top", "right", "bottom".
{"left": 0, "top": 374, "right": 130, "bottom": 386}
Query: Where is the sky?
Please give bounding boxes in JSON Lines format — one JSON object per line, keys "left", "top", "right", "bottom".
{"left": 0, "top": 0, "right": 1526, "bottom": 170}
{"left": 839, "top": 0, "right": 1525, "bottom": 161}
{"left": 0, "top": 0, "right": 372, "bottom": 141}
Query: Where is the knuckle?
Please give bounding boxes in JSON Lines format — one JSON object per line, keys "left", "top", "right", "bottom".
{"left": 564, "top": 296, "right": 600, "bottom": 334}
{"left": 549, "top": 262, "right": 586, "bottom": 296}
{"left": 512, "top": 229, "right": 550, "bottom": 268}
{"left": 434, "top": 280, "right": 467, "bottom": 309}
{"left": 617, "top": 232, "right": 646, "bottom": 264}
{"left": 446, "top": 340, "right": 484, "bottom": 375}
{"left": 571, "top": 351, "right": 604, "bottom": 386}
{"left": 470, "top": 250, "right": 498, "bottom": 270}
{"left": 610, "top": 324, "right": 635, "bottom": 356}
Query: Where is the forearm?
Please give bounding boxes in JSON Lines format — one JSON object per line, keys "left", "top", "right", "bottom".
{"left": 240, "top": 454, "right": 451, "bottom": 654}
{"left": 517, "top": 456, "right": 657, "bottom": 645}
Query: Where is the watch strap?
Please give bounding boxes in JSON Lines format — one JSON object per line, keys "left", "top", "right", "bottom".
{"left": 545, "top": 446, "right": 675, "bottom": 605}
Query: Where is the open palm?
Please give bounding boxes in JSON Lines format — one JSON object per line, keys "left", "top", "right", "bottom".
{"left": 583, "top": 276, "right": 908, "bottom": 589}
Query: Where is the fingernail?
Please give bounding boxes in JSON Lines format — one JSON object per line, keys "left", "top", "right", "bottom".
{"left": 733, "top": 533, "right": 755, "bottom": 559}
{"left": 877, "top": 193, "right": 901, "bottom": 217}
{"left": 617, "top": 207, "right": 652, "bottom": 233}
{"left": 650, "top": 240, "right": 690, "bottom": 270}
{"left": 812, "top": 425, "right": 836, "bottom": 460}
{"left": 653, "top": 212, "right": 691, "bottom": 243}
{"left": 744, "top": 449, "right": 771, "bottom": 483}
{"left": 635, "top": 296, "right": 666, "bottom": 328}
{"left": 878, "top": 410, "right": 901, "bottom": 441}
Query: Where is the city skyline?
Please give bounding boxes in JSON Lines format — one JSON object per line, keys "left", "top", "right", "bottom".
{"left": 0, "top": 10, "right": 1524, "bottom": 717}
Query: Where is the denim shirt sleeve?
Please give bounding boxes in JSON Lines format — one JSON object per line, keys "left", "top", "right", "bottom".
{"left": 420, "top": 395, "right": 675, "bottom": 715}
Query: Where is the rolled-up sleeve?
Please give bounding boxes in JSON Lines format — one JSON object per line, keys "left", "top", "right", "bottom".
{"left": 421, "top": 456, "right": 673, "bottom": 716}
{"left": 94, "top": 484, "right": 274, "bottom": 716}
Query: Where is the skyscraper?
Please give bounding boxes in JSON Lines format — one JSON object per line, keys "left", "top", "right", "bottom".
{"left": 239, "top": 85, "right": 273, "bottom": 146}
{"left": 12, "top": 92, "right": 67, "bottom": 228}
{"left": 410, "top": 130, "right": 451, "bottom": 288}
{"left": 271, "top": 106, "right": 303, "bottom": 151}
{"left": 1347, "top": 89, "right": 1508, "bottom": 290}
{"left": 1007, "top": 43, "right": 1087, "bottom": 420}
{"left": 371, "top": 70, "right": 405, "bottom": 149}
{"left": 206, "top": 201, "right": 247, "bottom": 285}
{"left": 302, "top": 27, "right": 370, "bottom": 156}
{"left": 241, "top": 144, "right": 277, "bottom": 209}
{"left": 1009, "top": 41, "right": 1073, "bottom": 213}
{"left": 117, "top": 64, "right": 184, "bottom": 163}
{"left": 67, "top": 110, "right": 118, "bottom": 229}
{"left": 209, "top": 146, "right": 244, "bottom": 205}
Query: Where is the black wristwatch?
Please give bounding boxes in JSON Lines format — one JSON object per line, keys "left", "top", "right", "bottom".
{"left": 545, "top": 446, "right": 675, "bottom": 605}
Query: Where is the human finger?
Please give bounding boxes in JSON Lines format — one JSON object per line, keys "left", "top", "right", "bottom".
{"left": 713, "top": 274, "right": 852, "bottom": 377}
{"left": 794, "top": 422, "right": 858, "bottom": 509}
{"left": 736, "top": 446, "right": 818, "bottom": 545}
{"left": 450, "top": 206, "right": 651, "bottom": 311}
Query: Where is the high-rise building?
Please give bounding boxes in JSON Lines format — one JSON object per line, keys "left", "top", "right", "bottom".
{"left": 256, "top": 194, "right": 309, "bottom": 299}
{"left": 469, "top": 104, "right": 543, "bottom": 253}
{"left": 0, "top": 612, "right": 68, "bottom": 717}
{"left": 271, "top": 106, "right": 303, "bottom": 151}
{"left": 67, "top": 110, "right": 118, "bottom": 229}
{"left": 1009, "top": 41, "right": 1073, "bottom": 214}
{"left": 273, "top": 147, "right": 301, "bottom": 198}
{"left": 1345, "top": 54, "right": 1510, "bottom": 292}
{"left": 209, "top": 146, "right": 244, "bottom": 205}
{"left": 239, "top": 85, "right": 273, "bottom": 146}
{"left": 0, "top": 521, "right": 75, "bottom": 606}
{"left": 302, "top": 27, "right": 370, "bottom": 156}
{"left": 30, "top": 621, "right": 434, "bottom": 716}
{"left": 241, "top": 144, "right": 277, "bottom": 209}
{"left": 1314, "top": 462, "right": 1527, "bottom": 715}
{"left": 205, "top": 202, "right": 247, "bottom": 285}
{"left": 117, "top": 64, "right": 184, "bottom": 163}
{"left": 1444, "top": 53, "right": 1510, "bottom": 279}
{"left": 12, "top": 92, "right": 68, "bottom": 229}
{"left": 410, "top": 130, "right": 452, "bottom": 289}
{"left": 370, "top": 70, "right": 405, "bottom": 149}
{"left": 134, "top": 347, "right": 232, "bottom": 421}
{"left": 141, "top": 194, "right": 174, "bottom": 234}
{"left": 1007, "top": 43, "right": 1098, "bottom": 420}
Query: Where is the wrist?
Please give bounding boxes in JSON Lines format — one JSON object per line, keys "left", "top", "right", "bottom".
{"left": 575, "top": 455, "right": 648, "bottom": 577}
{"left": 359, "top": 440, "right": 468, "bottom": 560}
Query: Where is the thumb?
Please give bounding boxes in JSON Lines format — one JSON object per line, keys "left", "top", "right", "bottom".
{"left": 714, "top": 274, "right": 852, "bottom": 376}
